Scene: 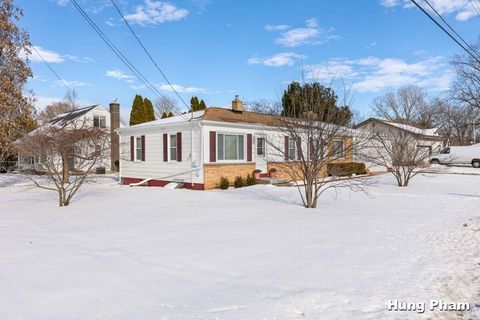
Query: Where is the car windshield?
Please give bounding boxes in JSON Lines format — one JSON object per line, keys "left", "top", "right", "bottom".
{"left": 440, "top": 147, "right": 450, "bottom": 154}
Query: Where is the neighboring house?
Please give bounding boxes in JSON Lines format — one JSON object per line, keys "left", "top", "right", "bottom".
{"left": 354, "top": 118, "right": 444, "bottom": 155}
{"left": 117, "top": 96, "right": 355, "bottom": 190}
{"left": 17, "top": 101, "right": 121, "bottom": 172}
{"left": 353, "top": 118, "right": 444, "bottom": 172}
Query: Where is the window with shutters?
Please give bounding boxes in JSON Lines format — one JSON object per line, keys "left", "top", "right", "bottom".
{"left": 135, "top": 137, "right": 142, "bottom": 161}
{"left": 170, "top": 134, "right": 177, "bottom": 161}
{"left": 217, "top": 134, "right": 245, "bottom": 161}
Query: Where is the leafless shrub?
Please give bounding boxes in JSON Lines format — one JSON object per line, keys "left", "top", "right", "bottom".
{"left": 16, "top": 118, "right": 109, "bottom": 206}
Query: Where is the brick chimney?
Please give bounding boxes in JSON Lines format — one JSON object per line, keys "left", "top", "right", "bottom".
{"left": 109, "top": 99, "right": 120, "bottom": 172}
{"left": 232, "top": 95, "right": 244, "bottom": 112}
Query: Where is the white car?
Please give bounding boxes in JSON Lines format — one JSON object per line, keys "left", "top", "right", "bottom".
{"left": 429, "top": 145, "right": 480, "bottom": 168}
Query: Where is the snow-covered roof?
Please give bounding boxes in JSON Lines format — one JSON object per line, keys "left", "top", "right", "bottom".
{"left": 381, "top": 120, "right": 440, "bottom": 137}
{"left": 127, "top": 110, "right": 206, "bottom": 129}
{"left": 354, "top": 118, "right": 441, "bottom": 138}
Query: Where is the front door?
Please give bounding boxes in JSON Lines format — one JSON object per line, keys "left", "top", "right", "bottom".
{"left": 255, "top": 137, "right": 267, "bottom": 173}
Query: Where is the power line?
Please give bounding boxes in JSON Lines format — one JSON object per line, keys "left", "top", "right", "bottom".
{"left": 469, "top": 0, "right": 480, "bottom": 17}
{"left": 109, "top": 0, "right": 190, "bottom": 111}
{"left": 422, "top": 0, "right": 480, "bottom": 57}
{"left": 410, "top": 0, "right": 480, "bottom": 65}
{"left": 31, "top": 45, "right": 71, "bottom": 91}
{"left": 70, "top": 0, "right": 171, "bottom": 104}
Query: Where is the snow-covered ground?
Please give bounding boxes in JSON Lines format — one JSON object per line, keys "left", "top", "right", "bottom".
{"left": 427, "top": 164, "right": 480, "bottom": 175}
{"left": 0, "top": 173, "right": 478, "bottom": 320}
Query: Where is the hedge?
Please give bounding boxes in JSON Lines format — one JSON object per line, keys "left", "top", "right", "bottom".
{"left": 327, "top": 162, "right": 367, "bottom": 177}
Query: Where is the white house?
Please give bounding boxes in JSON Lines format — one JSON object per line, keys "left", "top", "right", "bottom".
{"left": 18, "top": 101, "right": 121, "bottom": 172}
{"left": 354, "top": 118, "right": 444, "bottom": 154}
{"left": 117, "top": 96, "right": 357, "bottom": 190}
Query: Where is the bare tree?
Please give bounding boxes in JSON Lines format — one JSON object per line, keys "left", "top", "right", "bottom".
{"left": 433, "top": 98, "right": 480, "bottom": 145}
{"left": 372, "top": 86, "right": 434, "bottom": 127}
{"left": 37, "top": 89, "right": 80, "bottom": 123}
{"left": 267, "top": 79, "right": 368, "bottom": 208}
{"left": 245, "top": 99, "right": 281, "bottom": 115}
{"left": 360, "top": 126, "right": 432, "bottom": 187}
{"left": 16, "top": 118, "right": 109, "bottom": 206}
{"left": 154, "top": 95, "right": 179, "bottom": 118}
{"left": 451, "top": 40, "right": 480, "bottom": 111}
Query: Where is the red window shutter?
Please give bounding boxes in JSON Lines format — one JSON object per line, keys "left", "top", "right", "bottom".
{"left": 130, "top": 136, "right": 134, "bottom": 161}
{"left": 209, "top": 131, "right": 216, "bottom": 162}
{"left": 247, "top": 134, "right": 253, "bottom": 162}
{"left": 163, "top": 134, "right": 168, "bottom": 162}
{"left": 141, "top": 135, "right": 145, "bottom": 161}
{"left": 297, "top": 137, "right": 301, "bottom": 160}
{"left": 284, "top": 136, "right": 289, "bottom": 161}
{"left": 308, "top": 138, "right": 314, "bottom": 160}
{"left": 176, "top": 132, "right": 182, "bottom": 162}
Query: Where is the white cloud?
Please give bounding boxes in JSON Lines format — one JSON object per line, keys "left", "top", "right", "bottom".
{"left": 52, "top": 80, "right": 91, "bottom": 88}
{"left": 158, "top": 83, "right": 207, "bottom": 94}
{"left": 24, "top": 46, "right": 93, "bottom": 64}
{"left": 105, "top": 69, "right": 133, "bottom": 83}
{"left": 265, "top": 18, "right": 337, "bottom": 47}
{"left": 305, "top": 55, "right": 453, "bottom": 92}
{"left": 105, "top": 18, "right": 115, "bottom": 27}
{"left": 125, "top": 0, "right": 189, "bottom": 26}
{"left": 265, "top": 24, "right": 290, "bottom": 32}
{"left": 379, "top": 0, "right": 480, "bottom": 21}
{"left": 248, "top": 52, "right": 306, "bottom": 67}
{"left": 28, "top": 46, "right": 64, "bottom": 63}
{"left": 56, "top": 0, "right": 69, "bottom": 6}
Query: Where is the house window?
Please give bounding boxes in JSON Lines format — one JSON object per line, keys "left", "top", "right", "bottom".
{"left": 170, "top": 134, "right": 177, "bottom": 161}
{"left": 217, "top": 134, "right": 244, "bottom": 160}
{"left": 93, "top": 115, "right": 106, "bottom": 128}
{"left": 135, "top": 137, "right": 142, "bottom": 161}
{"left": 289, "top": 137, "right": 296, "bottom": 160}
{"left": 257, "top": 137, "right": 266, "bottom": 157}
{"left": 332, "top": 140, "right": 344, "bottom": 158}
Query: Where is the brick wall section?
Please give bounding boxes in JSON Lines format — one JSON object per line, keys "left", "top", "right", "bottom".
{"left": 267, "top": 137, "right": 355, "bottom": 181}
{"left": 204, "top": 163, "right": 256, "bottom": 190}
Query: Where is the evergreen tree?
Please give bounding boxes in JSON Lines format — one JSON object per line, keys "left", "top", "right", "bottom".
{"left": 199, "top": 99, "right": 207, "bottom": 110}
{"left": 144, "top": 98, "right": 155, "bottom": 122}
{"left": 129, "top": 95, "right": 146, "bottom": 126}
{"left": 281, "top": 81, "right": 352, "bottom": 126}
{"left": 190, "top": 96, "right": 200, "bottom": 111}
{"left": 161, "top": 112, "right": 168, "bottom": 119}
{"left": 168, "top": 111, "right": 174, "bottom": 117}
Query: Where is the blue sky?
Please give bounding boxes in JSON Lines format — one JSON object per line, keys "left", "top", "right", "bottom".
{"left": 17, "top": 0, "right": 480, "bottom": 121}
